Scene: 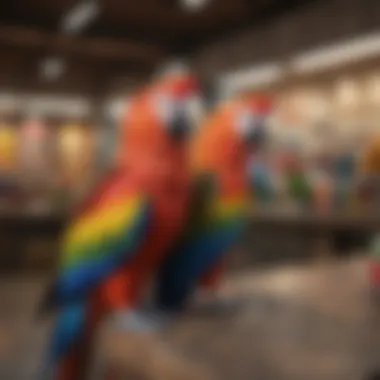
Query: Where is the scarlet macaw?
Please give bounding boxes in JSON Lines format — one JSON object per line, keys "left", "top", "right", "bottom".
{"left": 38, "top": 70, "right": 200, "bottom": 380}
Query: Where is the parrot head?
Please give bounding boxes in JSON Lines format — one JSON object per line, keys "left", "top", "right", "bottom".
{"left": 122, "top": 73, "right": 201, "bottom": 155}
{"left": 118, "top": 70, "right": 203, "bottom": 201}
{"left": 235, "top": 96, "right": 271, "bottom": 148}
{"left": 192, "top": 95, "right": 272, "bottom": 171}
{"left": 149, "top": 71, "right": 203, "bottom": 142}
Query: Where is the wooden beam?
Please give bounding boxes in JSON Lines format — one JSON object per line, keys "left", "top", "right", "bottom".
{"left": 191, "top": 0, "right": 320, "bottom": 53}
{"left": 0, "top": 25, "right": 165, "bottom": 65}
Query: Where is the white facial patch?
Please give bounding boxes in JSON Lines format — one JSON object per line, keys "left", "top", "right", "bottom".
{"left": 235, "top": 110, "right": 255, "bottom": 138}
{"left": 153, "top": 92, "right": 177, "bottom": 126}
{"left": 184, "top": 95, "right": 204, "bottom": 130}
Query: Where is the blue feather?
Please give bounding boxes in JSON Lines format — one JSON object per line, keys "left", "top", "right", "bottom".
{"left": 156, "top": 219, "right": 245, "bottom": 311}
{"left": 50, "top": 302, "right": 86, "bottom": 362}
{"left": 38, "top": 301, "right": 86, "bottom": 379}
{"left": 51, "top": 206, "right": 151, "bottom": 306}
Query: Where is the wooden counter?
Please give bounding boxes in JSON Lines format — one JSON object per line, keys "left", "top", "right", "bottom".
{"left": 0, "top": 208, "right": 377, "bottom": 273}
{"left": 1, "top": 258, "right": 379, "bottom": 380}
{"left": 2, "top": 207, "right": 380, "bottom": 232}
{"left": 93, "top": 258, "right": 380, "bottom": 380}
{"left": 250, "top": 209, "right": 380, "bottom": 231}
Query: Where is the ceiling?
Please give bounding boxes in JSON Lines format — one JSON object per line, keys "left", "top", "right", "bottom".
{"left": 0, "top": 0, "right": 319, "bottom": 96}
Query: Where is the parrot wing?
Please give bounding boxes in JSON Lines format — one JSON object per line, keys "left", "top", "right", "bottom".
{"left": 41, "top": 169, "right": 151, "bottom": 312}
{"left": 154, "top": 173, "right": 247, "bottom": 311}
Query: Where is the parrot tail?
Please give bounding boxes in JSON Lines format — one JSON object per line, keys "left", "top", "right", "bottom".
{"left": 39, "top": 297, "right": 104, "bottom": 380}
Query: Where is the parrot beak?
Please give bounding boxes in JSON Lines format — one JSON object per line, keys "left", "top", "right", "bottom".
{"left": 245, "top": 122, "right": 265, "bottom": 148}
{"left": 243, "top": 96, "right": 272, "bottom": 151}
{"left": 169, "top": 95, "right": 203, "bottom": 141}
{"left": 244, "top": 116, "right": 267, "bottom": 153}
{"left": 168, "top": 109, "right": 191, "bottom": 141}
{"left": 165, "top": 74, "right": 203, "bottom": 141}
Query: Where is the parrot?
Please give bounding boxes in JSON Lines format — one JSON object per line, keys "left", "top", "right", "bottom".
{"left": 361, "top": 136, "right": 380, "bottom": 293}
{"left": 369, "top": 234, "right": 380, "bottom": 295}
{"left": 248, "top": 154, "right": 274, "bottom": 205}
{"left": 282, "top": 152, "right": 312, "bottom": 209}
{"left": 37, "top": 70, "right": 200, "bottom": 380}
{"left": 332, "top": 151, "right": 356, "bottom": 210}
{"left": 152, "top": 95, "right": 271, "bottom": 315}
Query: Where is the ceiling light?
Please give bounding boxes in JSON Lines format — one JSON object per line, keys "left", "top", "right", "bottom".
{"left": 219, "top": 63, "right": 284, "bottom": 97}
{"left": 291, "top": 32, "right": 380, "bottom": 74}
{"left": 40, "top": 57, "right": 66, "bottom": 81}
{"left": 367, "top": 74, "right": 380, "bottom": 104}
{"left": 0, "top": 93, "right": 17, "bottom": 111}
{"left": 156, "top": 60, "right": 189, "bottom": 79}
{"left": 106, "top": 98, "right": 129, "bottom": 121}
{"left": 24, "top": 95, "right": 90, "bottom": 117}
{"left": 180, "top": 0, "right": 210, "bottom": 12}
{"left": 335, "top": 78, "right": 359, "bottom": 108}
{"left": 61, "top": 0, "right": 100, "bottom": 35}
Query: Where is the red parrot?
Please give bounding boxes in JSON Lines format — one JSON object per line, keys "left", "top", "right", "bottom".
{"left": 153, "top": 95, "right": 272, "bottom": 313}
{"left": 37, "top": 71, "right": 200, "bottom": 380}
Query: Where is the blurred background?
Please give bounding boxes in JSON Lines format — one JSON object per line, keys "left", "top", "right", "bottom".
{"left": 1, "top": 0, "right": 380, "bottom": 379}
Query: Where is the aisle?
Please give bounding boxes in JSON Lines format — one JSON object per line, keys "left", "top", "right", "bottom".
{"left": 0, "top": 258, "right": 379, "bottom": 380}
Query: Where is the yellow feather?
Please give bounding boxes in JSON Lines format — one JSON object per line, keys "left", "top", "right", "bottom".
{"left": 62, "top": 196, "right": 142, "bottom": 258}
{"left": 212, "top": 197, "right": 247, "bottom": 220}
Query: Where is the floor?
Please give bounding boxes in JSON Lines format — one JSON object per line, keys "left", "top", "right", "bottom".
{"left": 1, "top": 258, "right": 380, "bottom": 380}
